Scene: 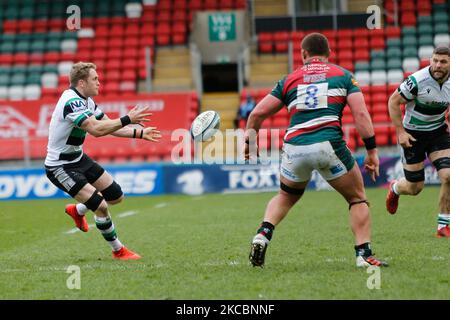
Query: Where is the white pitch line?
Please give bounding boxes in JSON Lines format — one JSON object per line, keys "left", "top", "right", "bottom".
{"left": 118, "top": 210, "right": 138, "bottom": 218}
{"left": 154, "top": 203, "right": 167, "bottom": 208}
{"left": 65, "top": 210, "right": 139, "bottom": 234}
{"left": 65, "top": 224, "right": 95, "bottom": 234}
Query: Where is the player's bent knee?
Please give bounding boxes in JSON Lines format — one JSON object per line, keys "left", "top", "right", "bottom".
{"left": 107, "top": 194, "right": 124, "bottom": 205}
{"left": 408, "top": 183, "right": 424, "bottom": 195}
{"left": 404, "top": 168, "right": 425, "bottom": 183}
{"left": 348, "top": 199, "right": 370, "bottom": 210}
{"left": 432, "top": 157, "right": 450, "bottom": 171}
{"left": 84, "top": 192, "right": 105, "bottom": 212}
{"left": 280, "top": 182, "right": 305, "bottom": 196}
{"left": 432, "top": 157, "right": 450, "bottom": 183}
{"left": 101, "top": 181, "right": 123, "bottom": 202}
{"left": 96, "top": 200, "right": 109, "bottom": 214}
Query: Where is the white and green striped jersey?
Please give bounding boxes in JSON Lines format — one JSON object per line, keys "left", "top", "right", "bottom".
{"left": 398, "top": 66, "right": 450, "bottom": 131}
{"left": 45, "top": 87, "right": 104, "bottom": 167}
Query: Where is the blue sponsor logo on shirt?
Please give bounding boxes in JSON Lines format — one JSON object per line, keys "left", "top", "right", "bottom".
{"left": 330, "top": 164, "right": 344, "bottom": 175}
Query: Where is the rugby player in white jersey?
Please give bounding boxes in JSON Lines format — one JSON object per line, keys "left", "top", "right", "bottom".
{"left": 386, "top": 46, "right": 450, "bottom": 238}
{"left": 45, "top": 62, "right": 161, "bottom": 260}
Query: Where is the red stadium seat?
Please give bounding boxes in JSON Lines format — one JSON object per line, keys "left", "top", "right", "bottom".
{"left": 122, "top": 70, "right": 137, "bottom": 81}
{"left": 372, "top": 93, "right": 387, "bottom": 104}
{"left": 353, "top": 37, "right": 369, "bottom": 49}
{"left": 204, "top": 0, "right": 218, "bottom": 10}
{"left": 416, "top": 2, "right": 431, "bottom": 13}
{"left": 354, "top": 49, "right": 369, "bottom": 61}
{"left": 371, "top": 84, "right": 387, "bottom": 94}
{"left": 44, "top": 52, "right": 60, "bottom": 63}
{"left": 141, "top": 22, "right": 156, "bottom": 37}
{"left": 321, "top": 30, "right": 337, "bottom": 39}
{"left": 14, "top": 53, "right": 29, "bottom": 64}
{"left": 125, "top": 24, "right": 140, "bottom": 37}
{"left": 122, "top": 58, "right": 138, "bottom": 69}
{"left": 77, "top": 39, "right": 93, "bottom": 50}
{"left": 173, "top": 10, "right": 187, "bottom": 22}
{"left": 92, "top": 49, "right": 107, "bottom": 60}
{"left": 3, "top": 20, "right": 19, "bottom": 33}
{"left": 338, "top": 29, "right": 352, "bottom": 39}
{"left": 370, "top": 37, "right": 385, "bottom": 50}
{"left": 18, "top": 19, "right": 34, "bottom": 33}
{"left": 235, "top": 0, "right": 247, "bottom": 9}
{"left": 189, "top": 0, "right": 203, "bottom": 11}
{"left": 106, "top": 70, "right": 121, "bottom": 81}
{"left": 157, "top": 10, "right": 172, "bottom": 23}
{"left": 76, "top": 50, "right": 91, "bottom": 62}
{"left": 291, "top": 31, "right": 305, "bottom": 42}
{"left": 173, "top": 0, "right": 188, "bottom": 10}
{"left": 172, "top": 33, "right": 187, "bottom": 45}
{"left": 273, "top": 31, "right": 290, "bottom": 43}
{"left": 109, "top": 38, "right": 124, "bottom": 49}
{"left": 95, "top": 17, "right": 110, "bottom": 26}
{"left": 369, "top": 28, "right": 384, "bottom": 38}
{"left": 372, "top": 113, "right": 390, "bottom": 123}
{"left": 337, "top": 50, "right": 353, "bottom": 61}
{"left": 401, "top": 12, "right": 416, "bottom": 26}
{"left": 259, "top": 42, "right": 273, "bottom": 54}
{"left": 353, "top": 28, "right": 369, "bottom": 38}
{"left": 34, "top": 20, "right": 48, "bottom": 33}
{"left": 371, "top": 103, "right": 388, "bottom": 114}
{"left": 337, "top": 39, "right": 353, "bottom": 50}
{"left": 94, "top": 38, "right": 108, "bottom": 49}
{"left": 339, "top": 60, "right": 354, "bottom": 72}
{"left": 103, "top": 82, "right": 120, "bottom": 95}
{"left": 107, "top": 49, "right": 123, "bottom": 60}
{"left": 29, "top": 53, "right": 44, "bottom": 64}
{"left": 48, "top": 19, "right": 65, "bottom": 31}
{"left": 275, "top": 42, "right": 288, "bottom": 53}
{"left": 110, "top": 25, "right": 125, "bottom": 38}
{"left": 157, "top": 0, "right": 172, "bottom": 10}
{"left": 387, "top": 84, "right": 400, "bottom": 93}
{"left": 385, "top": 26, "right": 401, "bottom": 38}
{"left": 107, "top": 59, "right": 121, "bottom": 71}
{"left": 140, "top": 36, "right": 155, "bottom": 47}
{"left": 375, "top": 126, "right": 390, "bottom": 146}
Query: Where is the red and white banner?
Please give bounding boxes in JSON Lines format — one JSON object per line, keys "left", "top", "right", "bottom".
{"left": 0, "top": 93, "right": 194, "bottom": 160}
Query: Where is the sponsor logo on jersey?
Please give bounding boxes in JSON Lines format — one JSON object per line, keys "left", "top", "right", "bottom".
{"left": 69, "top": 99, "right": 87, "bottom": 112}
{"left": 304, "top": 73, "right": 326, "bottom": 83}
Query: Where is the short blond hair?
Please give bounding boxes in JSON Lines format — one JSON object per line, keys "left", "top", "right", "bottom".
{"left": 69, "top": 62, "right": 96, "bottom": 86}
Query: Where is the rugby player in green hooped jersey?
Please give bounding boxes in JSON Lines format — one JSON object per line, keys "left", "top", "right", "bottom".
{"left": 245, "top": 33, "right": 388, "bottom": 268}
{"left": 386, "top": 46, "right": 450, "bottom": 238}
{"left": 45, "top": 62, "right": 161, "bottom": 260}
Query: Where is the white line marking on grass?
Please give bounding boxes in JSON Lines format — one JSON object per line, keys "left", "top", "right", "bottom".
{"left": 154, "top": 203, "right": 167, "bottom": 208}
{"left": 118, "top": 210, "right": 138, "bottom": 218}
{"left": 65, "top": 209, "right": 141, "bottom": 234}
{"left": 65, "top": 224, "right": 95, "bottom": 234}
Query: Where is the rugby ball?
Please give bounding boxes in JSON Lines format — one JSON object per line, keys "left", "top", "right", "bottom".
{"left": 190, "top": 110, "right": 221, "bottom": 141}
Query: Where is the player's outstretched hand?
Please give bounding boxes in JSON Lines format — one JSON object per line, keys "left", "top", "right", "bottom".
{"left": 364, "top": 149, "right": 379, "bottom": 182}
{"left": 141, "top": 127, "right": 161, "bottom": 142}
{"left": 127, "top": 105, "right": 152, "bottom": 126}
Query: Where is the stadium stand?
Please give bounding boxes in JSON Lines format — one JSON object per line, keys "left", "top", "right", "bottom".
{"left": 249, "top": 0, "right": 449, "bottom": 150}
{"left": 0, "top": 0, "right": 448, "bottom": 162}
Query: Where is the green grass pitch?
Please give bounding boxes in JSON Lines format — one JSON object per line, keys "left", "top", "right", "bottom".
{"left": 0, "top": 186, "right": 448, "bottom": 299}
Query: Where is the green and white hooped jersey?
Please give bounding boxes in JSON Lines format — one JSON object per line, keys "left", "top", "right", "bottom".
{"left": 398, "top": 67, "right": 450, "bottom": 131}
{"left": 45, "top": 88, "right": 104, "bottom": 167}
